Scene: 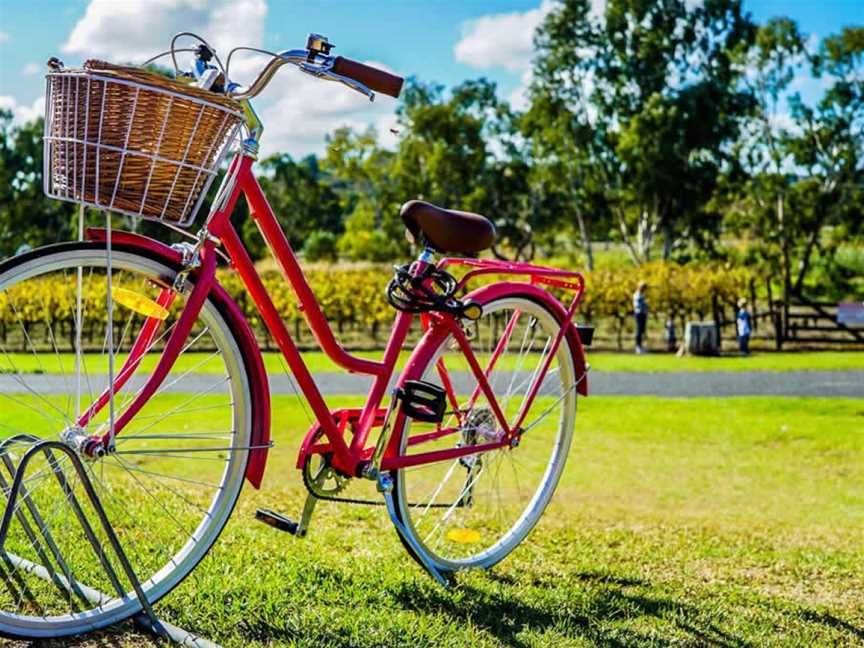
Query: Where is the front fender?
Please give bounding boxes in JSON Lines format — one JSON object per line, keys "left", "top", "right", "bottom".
{"left": 85, "top": 228, "right": 271, "bottom": 488}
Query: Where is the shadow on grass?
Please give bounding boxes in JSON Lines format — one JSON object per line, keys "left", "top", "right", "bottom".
{"left": 19, "top": 618, "right": 146, "bottom": 648}
{"left": 391, "top": 569, "right": 752, "bottom": 648}
{"left": 21, "top": 566, "right": 863, "bottom": 648}
{"left": 800, "top": 609, "right": 864, "bottom": 642}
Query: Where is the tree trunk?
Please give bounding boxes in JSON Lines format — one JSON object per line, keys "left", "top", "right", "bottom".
{"left": 662, "top": 220, "right": 674, "bottom": 260}
{"left": 777, "top": 192, "right": 791, "bottom": 339}
{"left": 574, "top": 209, "right": 594, "bottom": 271}
{"left": 632, "top": 205, "right": 662, "bottom": 263}
{"left": 617, "top": 209, "right": 642, "bottom": 266}
{"left": 637, "top": 209, "right": 652, "bottom": 262}
{"left": 792, "top": 218, "right": 822, "bottom": 295}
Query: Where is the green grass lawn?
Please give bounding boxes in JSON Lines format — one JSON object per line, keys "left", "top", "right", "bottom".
{"left": 4, "top": 349, "right": 864, "bottom": 376}
{"left": 7, "top": 395, "right": 859, "bottom": 647}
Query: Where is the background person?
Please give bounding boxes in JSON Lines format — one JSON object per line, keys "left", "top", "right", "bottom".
{"left": 736, "top": 298, "right": 752, "bottom": 355}
{"left": 633, "top": 282, "right": 648, "bottom": 354}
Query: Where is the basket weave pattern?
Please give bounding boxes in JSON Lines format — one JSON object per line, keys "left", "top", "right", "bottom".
{"left": 44, "top": 61, "right": 243, "bottom": 226}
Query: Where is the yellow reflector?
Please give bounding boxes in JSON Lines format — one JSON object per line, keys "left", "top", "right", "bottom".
{"left": 111, "top": 287, "right": 169, "bottom": 320}
{"left": 461, "top": 303, "right": 483, "bottom": 321}
{"left": 446, "top": 528, "right": 481, "bottom": 544}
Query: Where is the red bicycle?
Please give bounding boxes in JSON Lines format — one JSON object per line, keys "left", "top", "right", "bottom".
{"left": 0, "top": 33, "right": 589, "bottom": 638}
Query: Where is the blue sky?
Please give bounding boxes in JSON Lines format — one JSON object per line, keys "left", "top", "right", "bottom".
{"left": 0, "top": 0, "right": 861, "bottom": 157}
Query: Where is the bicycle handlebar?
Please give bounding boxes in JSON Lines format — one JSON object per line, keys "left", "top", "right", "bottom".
{"left": 331, "top": 56, "right": 404, "bottom": 98}
{"left": 229, "top": 47, "right": 404, "bottom": 102}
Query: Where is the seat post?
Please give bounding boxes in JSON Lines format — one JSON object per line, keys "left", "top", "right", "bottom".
{"left": 417, "top": 246, "right": 435, "bottom": 264}
{"left": 410, "top": 246, "right": 436, "bottom": 278}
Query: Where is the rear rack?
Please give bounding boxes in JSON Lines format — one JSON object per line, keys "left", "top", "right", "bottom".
{"left": 437, "top": 257, "right": 586, "bottom": 294}
{"left": 438, "top": 256, "right": 592, "bottom": 346}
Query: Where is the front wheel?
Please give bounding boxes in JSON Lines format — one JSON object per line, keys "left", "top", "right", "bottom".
{"left": 0, "top": 243, "right": 252, "bottom": 638}
{"left": 392, "top": 293, "right": 579, "bottom": 573}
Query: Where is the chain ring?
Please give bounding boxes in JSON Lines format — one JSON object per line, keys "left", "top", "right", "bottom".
{"left": 302, "top": 453, "right": 349, "bottom": 497}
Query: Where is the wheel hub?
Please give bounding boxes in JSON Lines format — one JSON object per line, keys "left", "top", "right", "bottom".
{"left": 458, "top": 408, "right": 499, "bottom": 468}
{"left": 60, "top": 427, "right": 106, "bottom": 459}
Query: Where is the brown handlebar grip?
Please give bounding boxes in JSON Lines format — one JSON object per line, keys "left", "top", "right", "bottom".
{"left": 332, "top": 56, "right": 404, "bottom": 98}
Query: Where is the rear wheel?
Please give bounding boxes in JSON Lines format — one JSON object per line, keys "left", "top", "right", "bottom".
{"left": 392, "top": 294, "right": 578, "bottom": 573}
{"left": 0, "top": 244, "right": 251, "bottom": 638}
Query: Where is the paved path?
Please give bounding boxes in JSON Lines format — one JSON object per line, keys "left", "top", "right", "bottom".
{"left": 2, "top": 370, "right": 862, "bottom": 397}
{"left": 292, "top": 370, "right": 864, "bottom": 397}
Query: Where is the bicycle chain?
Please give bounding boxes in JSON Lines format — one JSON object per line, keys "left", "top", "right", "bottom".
{"left": 300, "top": 453, "right": 467, "bottom": 509}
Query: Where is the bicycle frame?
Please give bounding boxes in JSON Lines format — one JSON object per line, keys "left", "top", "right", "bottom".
{"left": 81, "top": 151, "right": 588, "bottom": 480}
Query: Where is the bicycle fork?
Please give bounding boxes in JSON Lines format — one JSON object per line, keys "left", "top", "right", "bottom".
{"left": 73, "top": 239, "right": 218, "bottom": 456}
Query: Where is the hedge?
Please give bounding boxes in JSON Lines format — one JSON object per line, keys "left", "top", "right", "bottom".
{"left": 1, "top": 261, "right": 758, "bottom": 351}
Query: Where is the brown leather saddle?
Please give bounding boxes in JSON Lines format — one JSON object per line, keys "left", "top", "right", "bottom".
{"left": 400, "top": 200, "right": 495, "bottom": 254}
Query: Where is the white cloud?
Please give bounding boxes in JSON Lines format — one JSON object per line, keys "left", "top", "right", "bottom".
{"left": 22, "top": 62, "right": 40, "bottom": 76}
{"left": 0, "top": 32, "right": 9, "bottom": 44}
{"left": 453, "top": 0, "right": 608, "bottom": 73}
{"left": 62, "top": 0, "right": 267, "bottom": 64}
{"left": 258, "top": 63, "right": 400, "bottom": 159}
{"left": 58, "top": 0, "right": 401, "bottom": 158}
{"left": 454, "top": 1, "right": 554, "bottom": 71}
{"left": 454, "top": 1, "right": 606, "bottom": 110}
{"left": 0, "top": 95, "right": 46, "bottom": 125}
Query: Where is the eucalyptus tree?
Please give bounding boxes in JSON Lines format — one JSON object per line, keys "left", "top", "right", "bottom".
{"left": 0, "top": 113, "right": 76, "bottom": 257}
{"left": 255, "top": 153, "right": 342, "bottom": 251}
{"left": 322, "top": 126, "right": 405, "bottom": 261}
{"left": 529, "top": 0, "right": 755, "bottom": 264}
{"left": 722, "top": 17, "right": 809, "bottom": 310}
{"left": 722, "top": 21, "right": 863, "bottom": 303}
{"left": 392, "top": 78, "right": 548, "bottom": 260}
{"left": 391, "top": 79, "right": 492, "bottom": 210}
{"left": 786, "top": 27, "right": 864, "bottom": 295}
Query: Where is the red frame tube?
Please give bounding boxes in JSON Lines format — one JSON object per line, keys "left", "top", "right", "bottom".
{"left": 83, "top": 151, "right": 586, "bottom": 478}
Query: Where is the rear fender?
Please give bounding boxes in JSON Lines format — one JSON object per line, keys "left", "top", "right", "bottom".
{"left": 85, "top": 228, "right": 271, "bottom": 488}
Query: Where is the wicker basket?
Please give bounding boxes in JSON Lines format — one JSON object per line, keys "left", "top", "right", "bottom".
{"left": 43, "top": 60, "right": 244, "bottom": 227}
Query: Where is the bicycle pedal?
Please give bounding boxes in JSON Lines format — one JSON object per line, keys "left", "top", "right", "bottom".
{"left": 400, "top": 380, "right": 447, "bottom": 423}
{"left": 255, "top": 508, "right": 300, "bottom": 536}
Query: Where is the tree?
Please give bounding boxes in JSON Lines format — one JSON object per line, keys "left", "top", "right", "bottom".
{"left": 722, "top": 17, "right": 808, "bottom": 315}
{"left": 322, "top": 127, "right": 406, "bottom": 261}
{"left": 244, "top": 153, "right": 342, "bottom": 259}
{"left": 722, "top": 21, "right": 863, "bottom": 310}
{"left": 394, "top": 78, "right": 553, "bottom": 260}
{"left": 530, "top": 0, "right": 755, "bottom": 264}
{"left": 0, "top": 113, "right": 76, "bottom": 256}
{"left": 525, "top": 0, "right": 609, "bottom": 268}
{"left": 391, "top": 79, "right": 492, "bottom": 210}
{"left": 786, "top": 27, "right": 864, "bottom": 295}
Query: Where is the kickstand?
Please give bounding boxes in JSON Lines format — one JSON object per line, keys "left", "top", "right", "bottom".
{"left": 377, "top": 472, "right": 450, "bottom": 586}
